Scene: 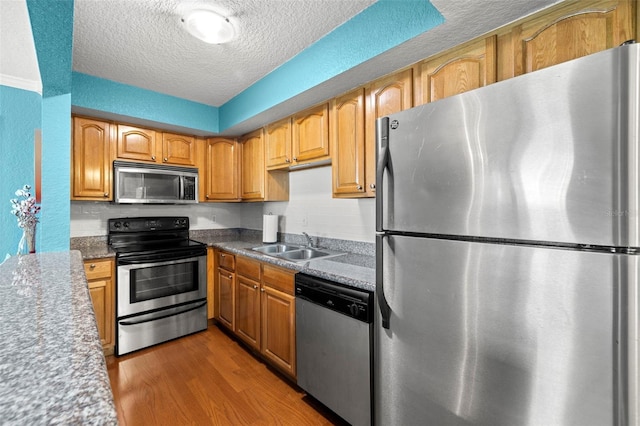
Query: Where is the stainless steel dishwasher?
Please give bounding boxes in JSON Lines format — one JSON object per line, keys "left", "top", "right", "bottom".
{"left": 295, "top": 273, "right": 373, "bottom": 426}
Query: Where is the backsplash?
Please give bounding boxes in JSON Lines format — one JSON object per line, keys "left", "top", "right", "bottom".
{"left": 70, "top": 166, "right": 375, "bottom": 243}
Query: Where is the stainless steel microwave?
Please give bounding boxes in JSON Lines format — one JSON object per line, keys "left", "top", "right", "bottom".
{"left": 113, "top": 161, "right": 198, "bottom": 204}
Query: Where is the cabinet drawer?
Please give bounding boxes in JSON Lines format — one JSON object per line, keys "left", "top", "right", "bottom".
{"left": 218, "top": 251, "right": 236, "bottom": 271}
{"left": 84, "top": 259, "right": 113, "bottom": 280}
{"left": 262, "top": 264, "right": 295, "bottom": 295}
{"left": 237, "top": 256, "right": 261, "bottom": 281}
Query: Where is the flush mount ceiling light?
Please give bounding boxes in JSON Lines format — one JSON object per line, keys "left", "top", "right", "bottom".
{"left": 181, "top": 9, "right": 235, "bottom": 44}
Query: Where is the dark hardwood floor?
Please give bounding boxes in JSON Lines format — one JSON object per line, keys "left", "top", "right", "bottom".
{"left": 106, "top": 324, "right": 348, "bottom": 425}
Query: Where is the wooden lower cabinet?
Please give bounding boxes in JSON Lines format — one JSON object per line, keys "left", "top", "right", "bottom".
{"left": 84, "top": 258, "right": 115, "bottom": 355}
{"left": 216, "top": 254, "right": 297, "bottom": 379}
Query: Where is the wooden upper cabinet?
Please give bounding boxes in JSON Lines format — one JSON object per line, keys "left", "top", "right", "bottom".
{"left": 203, "top": 138, "right": 239, "bottom": 202}
{"left": 72, "top": 116, "right": 114, "bottom": 201}
{"left": 509, "top": 0, "right": 634, "bottom": 77}
{"left": 240, "top": 129, "right": 266, "bottom": 200}
{"left": 116, "top": 124, "right": 158, "bottom": 162}
{"left": 292, "top": 103, "right": 330, "bottom": 165}
{"left": 331, "top": 88, "right": 368, "bottom": 198}
{"left": 363, "top": 68, "right": 413, "bottom": 196}
{"left": 416, "top": 36, "right": 497, "bottom": 105}
{"left": 265, "top": 118, "right": 292, "bottom": 170}
{"left": 162, "top": 132, "right": 196, "bottom": 166}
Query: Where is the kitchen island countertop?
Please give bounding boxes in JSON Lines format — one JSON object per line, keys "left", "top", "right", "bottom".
{"left": 0, "top": 251, "right": 118, "bottom": 424}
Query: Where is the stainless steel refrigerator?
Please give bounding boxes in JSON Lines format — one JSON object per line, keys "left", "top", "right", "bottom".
{"left": 375, "top": 43, "right": 640, "bottom": 426}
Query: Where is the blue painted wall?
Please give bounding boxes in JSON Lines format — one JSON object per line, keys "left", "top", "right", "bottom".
{"left": 0, "top": 86, "right": 41, "bottom": 258}
{"left": 26, "top": 0, "right": 74, "bottom": 253}
{"left": 72, "top": 73, "right": 219, "bottom": 133}
{"left": 220, "top": 0, "right": 444, "bottom": 130}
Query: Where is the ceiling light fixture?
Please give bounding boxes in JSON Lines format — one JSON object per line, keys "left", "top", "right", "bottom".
{"left": 181, "top": 10, "right": 235, "bottom": 44}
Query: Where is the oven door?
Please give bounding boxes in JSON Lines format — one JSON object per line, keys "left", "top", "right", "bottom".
{"left": 117, "top": 251, "right": 207, "bottom": 318}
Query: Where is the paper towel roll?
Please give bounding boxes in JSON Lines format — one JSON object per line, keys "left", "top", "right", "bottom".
{"left": 263, "top": 214, "right": 278, "bottom": 243}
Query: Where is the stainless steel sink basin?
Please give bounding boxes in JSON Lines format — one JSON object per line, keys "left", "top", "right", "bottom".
{"left": 252, "top": 244, "right": 302, "bottom": 254}
{"left": 278, "top": 248, "right": 331, "bottom": 261}
{"left": 252, "top": 244, "right": 344, "bottom": 263}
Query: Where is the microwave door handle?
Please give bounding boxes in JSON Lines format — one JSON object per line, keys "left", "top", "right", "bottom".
{"left": 179, "top": 176, "right": 185, "bottom": 200}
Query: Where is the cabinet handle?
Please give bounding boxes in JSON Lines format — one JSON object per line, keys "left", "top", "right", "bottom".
{"left": 220, "top": 253, "right": 225, "bottom": 258}
{"left": 151, "top": 155, "right": 156, "bottom": 161}
{"left": 260, "top": 288, "right": 265, "bottom": 292}
{"left": 285, "top": 158, "right": 291, "bottom": 163}
{"left": 253, "top": 285, "right": 258, "bottom": 289}
{"left": 228, "top": 275, "right": 232, "bottom": 279}
{"left": 89, "top": 263, "right": 96, "bottom": 269}
{"left": 357, "top": 185, "right": 363, "bottom": 191}
{"left": 206, "top": 195, "right": 210, "bottom": 200}
{"left": 293, "top": 157, "right": 297, "bottom": 161}
{"left": 370, "top": 183, "right": 376, "bottom": 190}
{"left": 103, "top": 192, "right": 109, "bottom": 197}
{"left": 163, "top": 157, "right": 168, "bottom": 162}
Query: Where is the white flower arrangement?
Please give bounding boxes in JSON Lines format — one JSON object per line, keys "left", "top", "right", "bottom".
{"left": 10, "top": 184, "right": 40, "bottom": 229}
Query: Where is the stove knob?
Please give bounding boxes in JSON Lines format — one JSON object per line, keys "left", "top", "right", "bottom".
{"left": 349, "top": 303, "right": 360, "bottom": 317}
{"left": 113, "top": 221, "right": 121, "bottom": 229}
{"left": 123, "top": 222, "right": 129, "bottom": 229}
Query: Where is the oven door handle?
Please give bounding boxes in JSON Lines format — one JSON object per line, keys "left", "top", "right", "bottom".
{"left": 119, "top": 300, "right": 207, "bottom": 326}
{"left": 118, "top": 250, "right": 205, "bottom": 265}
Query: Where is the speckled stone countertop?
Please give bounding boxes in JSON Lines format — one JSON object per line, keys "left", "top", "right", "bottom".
{"left": 72, "top": 229, "right": 375, "bottom": 292}
{"left": 191, "top": 229, "right": 376, "bottom": 292}
{"left": 0, "top": 251, "right": 118, "bottom": 425}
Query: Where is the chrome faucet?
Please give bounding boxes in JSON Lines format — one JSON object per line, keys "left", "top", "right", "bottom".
{"left": 302, "top": 232, "right": 315, "bottom": 248}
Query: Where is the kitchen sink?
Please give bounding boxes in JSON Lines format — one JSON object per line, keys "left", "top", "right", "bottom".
{"left": 252, "top": 243, "right": 302, "bottom": 254}
{"left": 252, "top": 244, "right": 344, "bottom": 263}
{"left": 278, "top": 248, "right": 331, "bottom": 260}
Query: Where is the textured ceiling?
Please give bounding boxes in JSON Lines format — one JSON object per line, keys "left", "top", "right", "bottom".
{"left": 72, "top": 0, "right": 377, "bottom": 107}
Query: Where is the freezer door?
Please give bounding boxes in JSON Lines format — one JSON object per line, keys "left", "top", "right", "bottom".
{"left": 377, "top": 44, "right": 640, "bottom": 248}
{"left": 375, "top": 235, "right": 631, "bottom": 426}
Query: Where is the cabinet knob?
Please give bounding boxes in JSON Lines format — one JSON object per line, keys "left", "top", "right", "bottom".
{"left": 357, "top": 185, "right": 363, "bottom": 191}
{"left": 228, "top": 275, "right": 232, "bottom": 279}
{"left": 89, "top": 263, "right": 96, "bottom": 269}
{"left": 369, "top": 183, "right": 376, "bottom": 190}
{"left": 206, "top": 195, "right": 210, "bottom": 200}
{"left": 260, "top": 288, "right": 265, "bottom": 292}
{"left": 293, "top": 157, "right": 297, "bottom": 162}
{"left": 220, "top": 253, "right": 225, "bottom": 258}
{"left": 163, "top": 157, "right": 168, "bottom": 162}
{"left": 151, "top": 155, "right": 156, "bottom": 161}
{"left": 285, "top": 158, "right": 291, "bottom": 163}
{"left": 253, "top": 285, "right": 258, "bottom": 289}
{"left": 103, "top": 192, "right": 109, "bottom": 197}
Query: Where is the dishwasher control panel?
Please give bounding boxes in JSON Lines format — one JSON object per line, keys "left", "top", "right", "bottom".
{"left": 295, "top": 273, "right": 373, "bottom": 323}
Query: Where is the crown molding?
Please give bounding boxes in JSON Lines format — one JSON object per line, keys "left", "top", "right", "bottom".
{"left": 0, "top": 73, "right": 42, "bottom": 94}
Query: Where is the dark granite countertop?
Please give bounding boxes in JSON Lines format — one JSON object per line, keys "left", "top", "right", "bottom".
{"left": 72, "top": 230, "right": 375, "bottom": 292}
{"left": 0, "top": 251, "right": 118, "bottom": 424}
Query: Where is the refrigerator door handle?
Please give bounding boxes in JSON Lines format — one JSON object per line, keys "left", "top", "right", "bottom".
{"left": 376, "top": 234, "right": 391, "bottom": 329}
{"left": 376, "top": 117, "right": 390, "bottom": 233}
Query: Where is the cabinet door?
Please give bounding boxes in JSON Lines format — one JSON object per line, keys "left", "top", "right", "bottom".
{"left": 365, "top": 68, "right": 413, "bottom": 196}
{"left": 292, "top": 103, "right": 330, "bottom": 164}
{"left": 261, "top": 285, "right": 296, "bottom": 378}
{"left": 204, "top": 138, "right": 239, "bottom": 201}
{"left": 72, "top": 117, "right": 114, "bottom": 201}
{"left": 510, "top": 0, "right": 634, "bottom": 77}
{"left": 416, "top": 36, "right": 497, "bottom": 105}
{"left": 116, "top": 125, "right": 159, "bottom": 162}
{"left": 265, "top": 117, "right": 292, "bottom": 170}
{"left": 236, "top": 275, "right": 261, "bottom": 350}
{"left": 84, "top": 259, "right": 114, "bottom": 353}
{"left": 162, "top": 132, "right": 196, "bottom": 166}
{"left": 207, "top": 247, "right": 215, "bottom": 319}
{"left": 240, "top": 129, "right": 265, "bottom": 200}
{"left": 217, "top": 267, "right": 235, "bottom": 330}
{"left": 331, "top": 88, "right": 367, "bottom": 198}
